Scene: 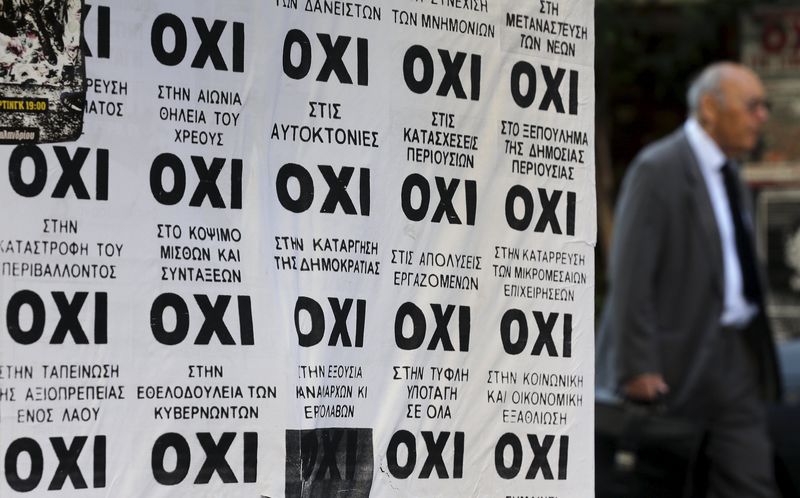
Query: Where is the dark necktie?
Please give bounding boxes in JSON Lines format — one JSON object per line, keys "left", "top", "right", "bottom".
{"left": 720, "top": 161, "right": 761, "bottom": 303}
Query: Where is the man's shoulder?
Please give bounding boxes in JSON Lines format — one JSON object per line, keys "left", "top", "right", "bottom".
{"left": 620, "top": 129, "right": 691, "bottom": 192}
{"left": 632, "top": 128, "right": 689, "bottom": 171}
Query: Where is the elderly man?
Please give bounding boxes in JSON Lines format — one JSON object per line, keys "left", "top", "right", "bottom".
{"left": 597, "top": 62, "right": 782, "bottom": 496}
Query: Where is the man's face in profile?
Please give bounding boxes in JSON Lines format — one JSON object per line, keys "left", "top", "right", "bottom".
{"left": 704, "top": 67, "right": 770, "bottom": 158}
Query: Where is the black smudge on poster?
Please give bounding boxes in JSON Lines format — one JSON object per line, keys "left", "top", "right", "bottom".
{"left": 285, "top": 428, "right": 373, "bottom": 498}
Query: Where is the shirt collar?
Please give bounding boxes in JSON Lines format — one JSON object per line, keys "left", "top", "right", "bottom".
{"left": 684, "top": 117, "right": 726, "bottom": 172}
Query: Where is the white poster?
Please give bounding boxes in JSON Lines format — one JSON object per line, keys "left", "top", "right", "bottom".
{"left": 0, "top": 1, "right": 595, "bottom": 496}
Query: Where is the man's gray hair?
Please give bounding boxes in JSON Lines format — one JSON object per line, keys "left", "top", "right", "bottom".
{"left": 686, "top": 63, "right": 728, "bottom": 116}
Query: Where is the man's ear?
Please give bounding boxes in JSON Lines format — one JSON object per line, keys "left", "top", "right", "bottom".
{"left": 698, "top": 92, "right": 718, "bottom": 128}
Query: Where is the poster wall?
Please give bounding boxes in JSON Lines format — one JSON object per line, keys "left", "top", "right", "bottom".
{"left": 0, "top": 1, "right": 596, "bottom": 496}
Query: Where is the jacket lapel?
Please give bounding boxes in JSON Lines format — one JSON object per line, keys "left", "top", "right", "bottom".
{"left": 676, "top": 131, "right": 724, "bottom": 296}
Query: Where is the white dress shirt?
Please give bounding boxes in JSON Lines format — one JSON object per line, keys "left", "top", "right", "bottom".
{"left": 684, "top": 118, "right": 758, "bottom": 327}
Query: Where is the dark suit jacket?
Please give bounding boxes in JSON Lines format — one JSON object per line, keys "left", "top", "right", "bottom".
{"left": 596, "top": 128, "right": 781, "bottom": 408}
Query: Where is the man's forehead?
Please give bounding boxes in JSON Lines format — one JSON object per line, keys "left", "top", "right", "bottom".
{"left": 720, "top": 69, "right": 764, "bottom": 98}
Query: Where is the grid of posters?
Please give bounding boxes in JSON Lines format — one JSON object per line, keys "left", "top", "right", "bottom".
{"left": 0, "top": 1, "right": 596, "bottom": 496}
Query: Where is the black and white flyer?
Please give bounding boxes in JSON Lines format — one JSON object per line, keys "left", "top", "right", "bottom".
{"left": 0, "top": 0, "right": 85, "bottom": 143}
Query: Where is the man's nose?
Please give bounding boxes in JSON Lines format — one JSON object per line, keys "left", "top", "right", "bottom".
{"left": 750, "top": 99, "right": 771, "bottom": 123}
{"left": 757, "top": 104, "right": 769, "bottom": 123}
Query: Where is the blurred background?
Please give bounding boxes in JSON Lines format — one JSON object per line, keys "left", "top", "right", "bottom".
{"left": 595, "top": 0, "right": 800, "bottom": 342}
{"left": 594, "top": 3, "right": 800, "bottom": 493}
